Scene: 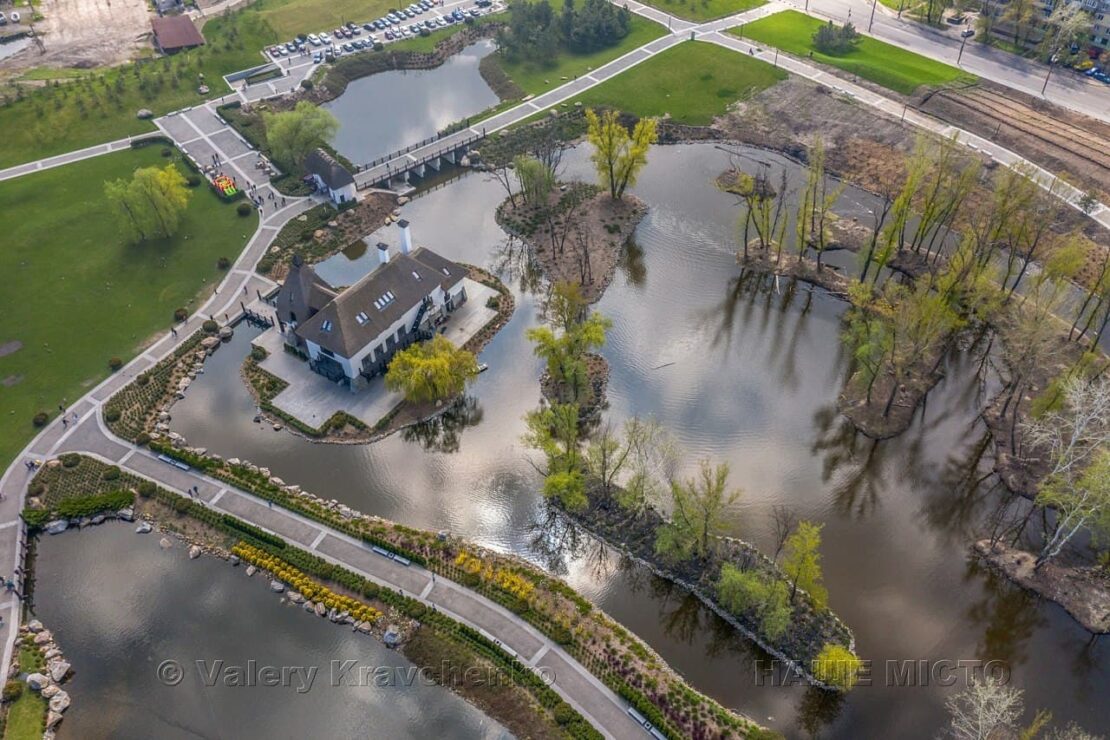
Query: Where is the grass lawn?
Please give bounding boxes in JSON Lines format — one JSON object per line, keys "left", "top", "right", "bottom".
{"left": 733, "top": 10, "right": 974, "bottom": 94}
{"left": 3, "top": 690, "right": 46, "bottom": 740}
{"left": 636, "top": 0, "right": 765, "bottom": 22}
{"left": 489, "top": 13, "right": 668, "bottom": 97}
{"left": 565, "top": 40, "right": 786, "bottom": 124}
{"left": 0, "top": 146, "right": 257, "bottom": 472}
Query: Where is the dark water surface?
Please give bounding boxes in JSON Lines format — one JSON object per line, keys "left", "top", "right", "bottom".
{"left": 324, "top": 40, "right": 499, "bottom": 166}
{"left": 167, "top": 144, "right": 1109, "bottom": 738}
{"left": 33, "top": 525, "right": 506, "bottom": 739}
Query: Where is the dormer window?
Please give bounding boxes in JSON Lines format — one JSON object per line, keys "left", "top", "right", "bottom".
{"left": 321, "top": 320, "right": 333, "bottom": 332}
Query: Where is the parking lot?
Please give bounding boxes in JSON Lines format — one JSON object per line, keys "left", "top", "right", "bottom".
{"left": 264, "top": 0, "right": 500, "bottom": 65}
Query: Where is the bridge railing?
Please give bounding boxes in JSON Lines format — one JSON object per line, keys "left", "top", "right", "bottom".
{"left": 356, "top": 130, "right": 483, "bottom": 173}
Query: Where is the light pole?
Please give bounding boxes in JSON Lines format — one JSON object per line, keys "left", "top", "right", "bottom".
{"left": 1041, "top": 58, "right": 1054, "bottom": 96}
{"left": 957, "top": 31, "right": 968, "bottom": 65}
{"left": 868, "top": 0, "right": 878, "bottom": 32}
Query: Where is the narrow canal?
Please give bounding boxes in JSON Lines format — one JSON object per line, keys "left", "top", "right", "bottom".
{"left": 166, "top": 143, "right": 1109, "bottom": 738}
{"left": 32, "top": 524, "right": 507, "bottom": 739}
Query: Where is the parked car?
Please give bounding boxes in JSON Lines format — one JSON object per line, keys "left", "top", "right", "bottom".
{"left": 960, "top": 28, "right": 974, "bottom": 38}
{"left": 312, "top": 52, "right": 323, "bottom": 63}
{"left": 10, "top": 10, "right": 21, "bottom": 22}
{"left": 0, "top": 12, "right": 7, "bottom": 25}
{"left": 341, "top": 42, "right": 354, "bottom": 52}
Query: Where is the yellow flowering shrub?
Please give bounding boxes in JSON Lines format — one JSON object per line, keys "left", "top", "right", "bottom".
{"left": 455, "top": 551, "right": 534, "bottom": 601}
{"left": 232, "top": 542, "right": 383, "bottom": 624}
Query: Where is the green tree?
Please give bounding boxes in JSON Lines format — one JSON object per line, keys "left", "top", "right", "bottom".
{"left": 781, "top": 521, "right": 828, "bottom": 609}
{"left": 262, "top": 101, "right": 340, "bottom": 171}
{"left": 513, "top": 154, "right": 555, "bottom": 206}
{"left": 104, "top": 163, "right": 191, "bottom": 244}
{"left": 655, "top": 460, "right": 740, "bottom": 561}
{"left": 717, "top": 564, "right": 792, "bottom": 641}
{"left": 527, "top": 282, "right": 611, "bottom": 403}
{"left": 812, "top": 643, "right": 862, "bottom": 691}
{"left": 585, "top": 108, "right": 658, "bottom": 200}
{"left": 522, "top": 403, "right": 587, "bottom": 510}
{"left": 384, "top": 335, "right": 479, "bottom": 403}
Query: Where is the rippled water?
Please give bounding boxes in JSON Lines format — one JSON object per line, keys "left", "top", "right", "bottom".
{"left": 324, "top": 40, "right": 500, "bottom": 166}
{"left": 32, "top": 525, "right": 506, "bottom": 739}
{"left": 169, "top": 144, "right": 1109, "bottom": 738}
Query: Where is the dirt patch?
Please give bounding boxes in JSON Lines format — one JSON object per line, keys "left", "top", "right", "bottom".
{"left": 497, "top": 186, "right": 646, "bottom": 304}
{"left": 0, "top": 340, "right": 22, "bottom": 358}
{"left": 975, "top": 540, "right": 1110, "bottom": 634}
{"left": 3, "top": 0, "right": 153, "bottom": 75}
{"left": 1, "top": 375, "right": 23, "bottom": 387}
{"left": 918, "top": 81, "right": 1110, "bottom": 204}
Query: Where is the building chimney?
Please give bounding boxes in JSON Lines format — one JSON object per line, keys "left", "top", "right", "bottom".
{"left": 377, "top": 242, "right": 390, "bottom": 265}
{"left": 397, "top": 219, "right": 412, "bottom": 256}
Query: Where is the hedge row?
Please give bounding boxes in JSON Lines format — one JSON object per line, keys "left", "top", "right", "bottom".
{"left": 22, "top": 490, "right": 135, "bottom": 531}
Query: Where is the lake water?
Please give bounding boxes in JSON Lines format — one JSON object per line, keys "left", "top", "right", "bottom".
{"left": 32, "top": 524, "right": 507, "bottom": 739}
{"left": 168, "top": 143, "right": 1110, "bottom": 738}
{"left": 324, "top": 40, "right": 500, "bottom": 167}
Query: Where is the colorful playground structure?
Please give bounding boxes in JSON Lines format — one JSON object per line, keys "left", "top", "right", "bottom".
{"left": 211, "top": 173, "right": 239, "bottom": 198}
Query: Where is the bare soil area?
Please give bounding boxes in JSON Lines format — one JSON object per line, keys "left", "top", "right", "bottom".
{"left": 918, "top": 81, "right": 1110, "bottom": 204}
{"left": 3, "top": 0, "right": 152, "bottom": 75}
{"left": 975, "top": 540, "right": 1110, "bottom": 634}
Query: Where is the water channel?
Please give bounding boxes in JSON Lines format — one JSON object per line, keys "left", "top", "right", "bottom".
{"left": 32, "top": 524, "right": 507, "bottom": 739}
{"left": 160, "top": 142, "right": 1110, "bottom": 738}
{"left": 323, "top": 40, "right": 500, "bottom": 166}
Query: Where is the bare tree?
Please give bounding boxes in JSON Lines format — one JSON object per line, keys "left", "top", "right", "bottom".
{"left": 770, "top": 505, "right": 798, "bottom": 562}
{"left": 945, "top": 677, "right": 1024, "bottom": 740}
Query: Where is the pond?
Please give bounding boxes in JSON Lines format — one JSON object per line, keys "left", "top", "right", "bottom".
{"left": 31, "top": 525, "right": 507, "bottom": 739}
{"left": 323, "top": 40, "right": 500, "bottom": 166}
{"left": 170, "top": 143, "right": 1110, "bottom": 738}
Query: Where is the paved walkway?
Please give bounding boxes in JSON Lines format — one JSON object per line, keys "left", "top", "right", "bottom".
{"left": 0, "top": 133, "right": 163, "bottom": 183}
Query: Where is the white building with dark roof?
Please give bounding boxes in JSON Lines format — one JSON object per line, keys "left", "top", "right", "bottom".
{"left": 275, "top": 220, "right": 468, "bottom": 390}
{"left": 305, "top": 148, "right": 357, "bottom": 205}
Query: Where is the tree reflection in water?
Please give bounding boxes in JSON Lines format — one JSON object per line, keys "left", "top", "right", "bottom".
{"left": 618, "top": 239, "right": 647, "bottom": 289}
{"left": 400, "top": 395, "right": 484, "bottom": 454}
{"left": 795, "top": 686, "right": 845, "bottom": 739}
{"left": 963, "top": 558, "right": 1045, "bottom": 671}
{"left": 488, "top": 235, "right": 543, "bottom": 296}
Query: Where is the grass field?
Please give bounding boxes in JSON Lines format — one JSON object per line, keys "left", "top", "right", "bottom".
{"left": 733, "top": 10, "right": 974, "bottom": 94}
{"left": 0, "top": 146, "right": 257, "bottom": 471}
{"left": 489, "top": 13, "right": 668, "bottom": 97}
{"left": 567, "top": 41, "right": 786, "bottom": 124}
{"left": 636, "top": 0, "right": 765, "bottom": 22}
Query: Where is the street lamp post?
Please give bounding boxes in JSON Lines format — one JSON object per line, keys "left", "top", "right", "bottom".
{"left": 868, "top": 0, "right": 878, "bottom": 32}
{"left": 957, "top": 31, "right": 968, "bottom": 65}
{"left": 1041, "top": 61, "right": 1054, "bottom": 96}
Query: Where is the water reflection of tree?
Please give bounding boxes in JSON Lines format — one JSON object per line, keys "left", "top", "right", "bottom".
{"left": 488, "top": 235, "right": 543, "bottom": 295}
{"left": 704, "top": 270, "right": 819, "bottom": 393}
{"left": 811, "top": 405, "right": 887, "bottom": 518}
{"left": 963, "top": 558, "right": 1044, "bottom": 670}
{"left": 795, "top": 686, "right": 844, "bottom": 739}
{"left": 400, "top": 395, "right": 484, "bottom": 454}
{"left": 618, "top": 239, "right": 647, "bottom": 288}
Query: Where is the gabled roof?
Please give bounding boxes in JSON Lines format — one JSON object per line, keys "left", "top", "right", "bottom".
{"left": 151, "top": 16, "right": 205, "bottom": 51}
{"left": 305, "top": 148, "right": 355, "bottom": 190}
{"left": 295, "top": 248, "right": 464, "bottom": 358}
{"left": 275, "top": 254, "right": 338, "bottom": 327}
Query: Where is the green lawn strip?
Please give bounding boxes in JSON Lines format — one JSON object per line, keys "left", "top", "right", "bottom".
{"left": 0, "top": 146, "right": 257, "bottom": 472}
{"left": 733, "top": 10, "right": 974, "bottom": 94}
{"left": 563, "top": 40, "right": 786, "bottom": 125}
{"left": 2, "top": 689, "right": 46, "bottom": 740}
{"left": 636, "top": 0, "right": 765, "bottom": 22}
{"left": 488, "top": 13, "right": 668, "bottom": 98}
{"left": 0, "top": 11, "right": 277, "bottom": 169}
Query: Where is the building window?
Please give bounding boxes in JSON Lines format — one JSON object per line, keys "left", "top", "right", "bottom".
{"left": 320, "top": 347, "right": 334, "bottom": 358}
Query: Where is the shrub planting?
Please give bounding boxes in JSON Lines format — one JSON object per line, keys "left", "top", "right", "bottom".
{"left": 202, "top": 319, "right": 219, "bottom": 334}
{"left": 108, "top": 356, "right": 123, "bottom": 371}
{"left": 173, "top": 307, "right": 188, "bottom": 322}
{"left": 32, "top": 412, "right": 48, "bottom": 428}
{"left": 237, "top": 202, "right": 253, "bottom": 217}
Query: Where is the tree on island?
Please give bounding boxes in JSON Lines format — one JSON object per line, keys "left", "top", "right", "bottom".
{"left": 526, "top": 281, "right": 611, "bottom": 404}
{"left": 654, "top": 459, "right": 740, "bottom": 561}
{"left": 717, "top": 563, "right": 792, "bottom": 641}
{"left": 585, "top": 108, "right": 657, "bottom": 201}
{"left": 522, "top": 402, "right": 587, "bottom": 511}
{"left": 262, "top": 101, "right": 340, "bottom": 171}
{"left": 781, "top": 520, "right": 828, "bottom": 609}
{"left": 104, "top": 163, "right": 191, "bottom": 244}
{"left": 385, "top": 335, "right": 479, "bottom": 404}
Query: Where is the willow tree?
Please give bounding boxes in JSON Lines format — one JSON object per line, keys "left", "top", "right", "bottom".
{"left": 781, "top": 521, "right": 828, "bottom": 609}
{"left": 655, "top": 460, "right": 740, "bottom": 561}
{"left": 522, "top": 402, "right": 587, "bottom": 511}
{"left": 262, "top": 101, "right": 339, "bottom": 171}
{"left": 585, "top": 108, "right": 658, "bottom": 200}
{"left": 795, "top": 138, "right": 842, "bottom": 270}
{"left": 527, "top": 282, "right": 611, "bottom": 403}
{"left": 385, "top": 335, "right": 479, "bottom": 403}
{"left": 105, "top": 163, "right": 191, "bottom": 243}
